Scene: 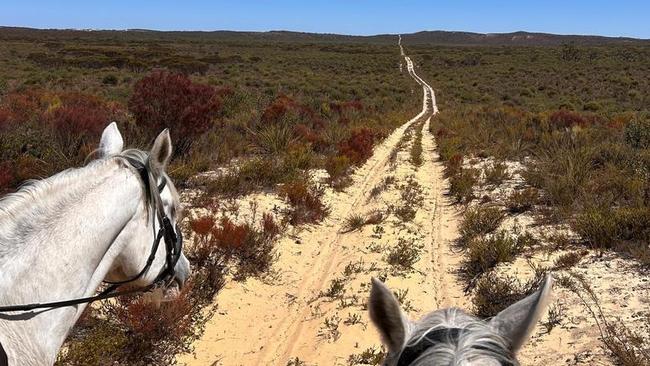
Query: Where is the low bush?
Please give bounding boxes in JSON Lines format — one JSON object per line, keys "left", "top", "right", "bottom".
{"left": 483, "top": 161, "right": 509, "bottom": 186}
{"left": 0, "top": 161, "right": 14, "bottom": 193}
{"left": 395, "top": 177, "right": 424, "bottom": 222}
{"left": 341, "top": 213, "right": 367, "bottom": 233}
{"left": 386, "top": 238, "right": 423, "bottom": 271}
{"left": 553, "top": 251, "right": 585, "bottom": 270}
{"left": 458, "top": 206, "right": 504, "bottom": 245}
{"left": 129, "top": 70, "right": 223, "bottom": 154}
{"left": 339, "top": 128, "right": 375, "bottom": 164}
{"left": 506, "top": 188, "right": 539, "bottom": 213}
{"left": 463, "top": 231, "right": 528, "bottom": 279}
{"left": 449, "top": 168, "right": 479, "bottom": 204}
{"left": 410, "top": 121, "right": 424, "bottom": 167}
{"left": 45, "top": 92, "right": 115, "bottom": 156}
{"left": 281, "top": 178, "right": 329, "bottom": 225}
{"left": 548, "top": 110, "right": 592, "bottom": 129}
{"left": 472, "top": 273, "right": 543, "bottom": 318}
{"left": 573, "top": 205, "right": 650, "bottom": 252}
{"left": 189, "top": 213, "right": 281, "bottom": 281}
{"left": 56, "top": 282, "right": 206, "bottom": 365}
{"left": 102, "top": 74, "right": 119, "bottom": 85}
{"left": 623, "top": 117, "right": 650, "bottom": 149}
{"left": 325, "top": 155, "right": 351, "bottom": 182}
{"left": 572, "top": 205, "right": 620, "bottom": 249}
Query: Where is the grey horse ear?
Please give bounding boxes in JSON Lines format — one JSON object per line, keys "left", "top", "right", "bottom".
{"left": 98, "top": 122, "right": 124, "bottom": 157}
{"left": 490, "top": 274, "right": 553, "bottom": 352}
{"left": 369, "top": 277, "right": 408, "bottom": 353}
{"left": 149, "top": 129, "right": 173, "bottom": 174}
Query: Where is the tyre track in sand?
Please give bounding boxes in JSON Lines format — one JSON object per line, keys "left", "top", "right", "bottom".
{"left": 179, "top": 36, "right": 464, "bottom": 366}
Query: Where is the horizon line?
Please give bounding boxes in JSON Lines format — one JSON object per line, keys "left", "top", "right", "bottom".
{"left": 1, "top": 24, "right": 648, "bottom": 41}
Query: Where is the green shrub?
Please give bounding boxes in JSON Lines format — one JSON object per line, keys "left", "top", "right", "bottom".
{"left": 449, "top": 168, "right": 479, "bottom": 204}
{"left": 484, "top": 161, "right": 509, "bottom": 186}
{"left": 102, "top": 74, "right": 118, "bottom": 85}
{"left": 506, "top": 188, "right": 539, "bottom": 213}
{"left": 464, "top": 231, "right": 531, "bottom": 278}
{"left": 572, "top": 205, "right": 620, "bottom": 249}
{"left": 459, "top": 206, "right": 504, "bottom": 244}
{"left": 386, "top": 238, "right": 423, "bottom": 271}
{"left": 624, "top": 117, "right": 650, "bottom": 149}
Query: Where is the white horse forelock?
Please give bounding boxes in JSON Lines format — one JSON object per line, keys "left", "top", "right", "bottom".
{"left": 401, "top": 309, "right": 517, "bottom": 366}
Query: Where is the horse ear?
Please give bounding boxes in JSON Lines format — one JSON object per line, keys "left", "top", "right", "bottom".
{"left": 149, "top": 129, "right": 173, "bottom": 174}
{"left": 369, "top": 277, "right": 408, "bottom": 353}
{"left": 98, "top": 122, "right": 124, "bottom": 157}
{"left": 490, "top": 274, "right": 553, "bottom": 352}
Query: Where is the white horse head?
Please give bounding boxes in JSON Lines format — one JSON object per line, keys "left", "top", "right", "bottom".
{"left": 369, "top": 275, "right": 553, "bottom": 366}
{"left": 0, "top": 122, "right": 190, "bottom": 365}
{"left": 99, "top": 122, "right": 190, "bottom": 292}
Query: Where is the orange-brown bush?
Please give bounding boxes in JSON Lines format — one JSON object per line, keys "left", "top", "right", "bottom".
{"left": 45, "top": 92, "right": 121, "bottom": 157}
{"left": 0, "top": 161, "right": 14, "bottom": 193}
{"left": 548, "top": 110, "right": 591, "bottom": 130}
{"left": 56, "top": 281, "right": 207, "bottom": 366}
{"left": 189, "top": 212, "right": 281, "bottom": 281}
{"left": 338, "top": 127, "right": 375, "bottom": 164}
{"left": 281, "top": 178, "right": 330, "bottom": 225}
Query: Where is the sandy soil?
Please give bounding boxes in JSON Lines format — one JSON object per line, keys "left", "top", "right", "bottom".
{"left": 177, "top": 41, "right": 466, "bottom": 366}
{"left": 177, "top": 39, "right": 649, "bottom": 366}
{"left": 462, "top": 158, "right": 650, "bottom": 365}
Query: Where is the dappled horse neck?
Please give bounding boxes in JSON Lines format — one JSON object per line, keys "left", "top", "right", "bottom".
{"left": 0, "top": 158, "right": 143, "bottom": 255}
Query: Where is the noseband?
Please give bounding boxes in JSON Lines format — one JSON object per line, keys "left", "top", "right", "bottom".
{"left": 0, "top": 156, "right": 183, "bottom": 313}
{"left": 397, "top": 328, "right": 515, "bottom": 366}
{"left": 103, "top": 156, "right": 183, "bottom": 288}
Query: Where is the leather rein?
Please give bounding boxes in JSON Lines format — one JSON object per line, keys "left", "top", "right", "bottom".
{"left": 0, "top": 156, "right": 183, "bottom": 313}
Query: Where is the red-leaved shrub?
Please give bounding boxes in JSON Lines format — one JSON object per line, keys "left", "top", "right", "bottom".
{"left": 281, "top": 179, "right": 329, "bottom": 225}
{"left": 188, "top": 212, "right": 281, "bottom": 281}
{"left": 46, "top": 93, "right": 110, "bottom": 137}
{"left": 0, "top": 89, "right": 49, "bottom": 124}
{"left": 339, "top": 127, "right": 375, "bottom": 164}
{"left": 261, "top": 95, "right": 296, "bottom": 124}
{"left": 129, "top": 70, "right": 222, "bottom": 153}
{"left": 0, "top": 161, "right": 14, "bottom": 192}
{"left": 294, "top": 123, "right": 326, "bottom": 151}
{"left": 549, "top": 110, "right": 590, "bottom": 129}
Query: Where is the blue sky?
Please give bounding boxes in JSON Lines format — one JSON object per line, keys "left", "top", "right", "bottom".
{"left": 1, "top": 0, "right": 648, "bottom": 38}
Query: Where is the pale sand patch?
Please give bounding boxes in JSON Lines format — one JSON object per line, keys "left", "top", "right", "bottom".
{"left": 177, "top": 47, "right": 467, "bottom": 366}
{"left": 466, "top": 156, "right": 650, "bottom": 365}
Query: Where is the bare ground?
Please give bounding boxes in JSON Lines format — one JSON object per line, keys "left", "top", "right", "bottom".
{"left": 177, "top": 47, "right": 466, "bottom": 366}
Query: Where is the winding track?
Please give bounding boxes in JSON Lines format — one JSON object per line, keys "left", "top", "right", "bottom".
{"left": 179, "top": 36, "right": 464, "bottom": 366}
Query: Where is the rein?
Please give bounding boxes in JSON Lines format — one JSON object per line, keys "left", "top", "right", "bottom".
{"left": 396, "top": 328, "right": 515, "bottom": 366}
{"left": 0, "top": 157, "right": 183, "bottom": 313}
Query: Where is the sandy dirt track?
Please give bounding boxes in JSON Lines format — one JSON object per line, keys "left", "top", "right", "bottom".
{"left": 178, "top": 38, "right": 466, "bottom": 366}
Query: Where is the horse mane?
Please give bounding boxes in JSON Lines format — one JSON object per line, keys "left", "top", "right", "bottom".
{"left": 407, "top": 308, "right": 517, "bottom": 366}
{"left": 0, "top": 148, "right": 161, "bottom": 234}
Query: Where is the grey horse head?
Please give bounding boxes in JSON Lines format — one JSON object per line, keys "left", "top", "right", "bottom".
{"left": 369, "top": 275, "right": 553, "bottom": 366}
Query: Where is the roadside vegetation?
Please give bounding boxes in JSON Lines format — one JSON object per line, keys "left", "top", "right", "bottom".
{"left": 0, "top": 28, "right": 423, "bottom": 364}
{"left": 407, "top": 42, "right": 650, "bottom": 365}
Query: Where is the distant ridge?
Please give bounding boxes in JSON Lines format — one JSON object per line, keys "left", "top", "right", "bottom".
{"left": 396, "top": 30, "right": 647, "bottom": 45}
{"left": 0, "top": 26, "right": 648, "bottom": 45}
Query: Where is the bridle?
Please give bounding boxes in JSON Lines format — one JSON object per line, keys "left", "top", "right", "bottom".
{"left": 0, "top": 156, "right": 184, "bottom": 313}
{"left": 396, "top": 328, "right": 515, "bottom": 366}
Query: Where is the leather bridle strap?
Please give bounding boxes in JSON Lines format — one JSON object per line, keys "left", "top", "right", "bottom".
{"left": 0, "top": 157, "right": 181, "bottom": 313}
